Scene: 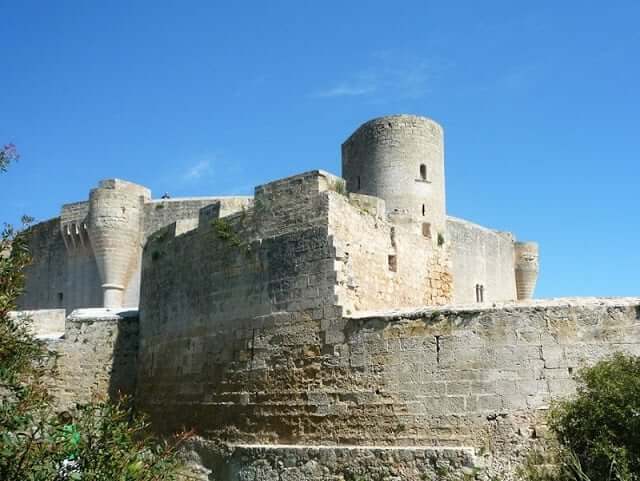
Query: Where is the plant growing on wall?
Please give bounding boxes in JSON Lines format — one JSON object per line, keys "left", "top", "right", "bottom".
{"left": 0, "top": 146, "right": 187, "bottom": 481}
{"left": 212, "top": 218, "right": 242, "bottom": 247}
{"left": 329, "top": 178, "right": 347, "bottom": 196}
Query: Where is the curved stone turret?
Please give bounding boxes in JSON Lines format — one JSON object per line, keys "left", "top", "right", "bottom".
{"left": 341, "top": 114, "right": 446, "bottom": 238}
{"left": 514, "top": 241, "right": 539, "bottom": 300}
{"left": 87, "top": 179, "right": 150, "bottom": 308}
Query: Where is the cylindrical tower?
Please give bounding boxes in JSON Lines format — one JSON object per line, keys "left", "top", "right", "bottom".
{"left": 341, "top": 114, "right": 446, "bottom": 236}
{"left": 514, "top": 242, "right": 539, "bottom": 300}
{"left": 87, "top": 179, "right": 150, "bottom": 308}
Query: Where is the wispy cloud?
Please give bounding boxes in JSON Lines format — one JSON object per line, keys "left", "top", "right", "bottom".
{"left": 316, "top": 83, "right": 377, "bottom": 98}
{"left": 313, "top": 51, "right": 444, "bottom": 101}
{"left": 182, "top": 159, "right": 213, "bottom": 182}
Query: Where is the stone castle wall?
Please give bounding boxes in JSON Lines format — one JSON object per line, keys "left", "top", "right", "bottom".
{"left": 329, "top": 192, "right": 452, "bottom": 313}
{"left": 135, "top": 297, "right": 640, "bottom": 479}
{"left": 45, "top": 308, "right": 139, "bottom": 411}
{"left": 143, "top": 197, "right": 252, "bottom": 239}
{"left": 18, "top": 217, "right": 100, "bottom": 312}
{"left": 136, "top": 171, "right": 454, "bottom": 435}
{"left": 17, "top": 189, "right": 251, "bottom": 313}
{"left": 27, "top": 296, "right": 640, "bottom": 479}
{"left": 447, "top": 217, "right": 518, "bottom": 304}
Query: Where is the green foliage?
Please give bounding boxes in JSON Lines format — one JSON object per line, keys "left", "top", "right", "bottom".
{"left": 0, "top": 149, "right": 186, "bottom": 481}
{"left": 518, "top": 447, "right": 591, "bottom": 481}
{"left": 212, "top": 218, "right": 241, "bottom": 247}
{"left": 437, "top": 232, "right": 445, "bottom": 247}
{"left": 329, "top": 178, "right": 347, "bottom": 196}
{"left": 0, "top": 396, "right": 188, "bottom": 481}
{"left": 520, "top": 353, "right": 640, "bottom": 481}
{"left": 550, "top": 353, "right": 640, "bottom": 480}
{"left": 0, "top": 218, "right": 38, "bottom": 386}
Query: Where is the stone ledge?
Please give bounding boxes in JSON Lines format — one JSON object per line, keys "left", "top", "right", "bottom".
{"left": 67, "top": 307, "right": 139, "bottom": 322}
{"left": 183, "top": 440, "right": 485, "bottom": 481}
{"left": 348, "top": 296, "right": 640, "bottom": 321}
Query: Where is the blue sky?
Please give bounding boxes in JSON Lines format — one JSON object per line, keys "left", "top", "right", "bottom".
{"left": 1, "top": 1, "right": 638, "bottom": 298}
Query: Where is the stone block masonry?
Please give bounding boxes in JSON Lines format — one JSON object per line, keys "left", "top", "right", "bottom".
{"left": 17, "top": 181, "right": 252, "bottom": 313}
{"left": 14, "top": 113, "right": 558, "bottom": 479}
{"left": 135, "top": 296, "right": 640, "bottom": 479}
{"left": 182, "top": 441, "right": 483, "bottom": 481}
{"left": 47, "top": 308, "right": 139, "bottom": 411}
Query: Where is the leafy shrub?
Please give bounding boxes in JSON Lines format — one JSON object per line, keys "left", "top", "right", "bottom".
{"left": 0, "top": 148, "right": 187, "bottom": 481}
{"left": 1, "top": 395, "right": 188, "bottom": 481}
{"left": 212, "top": 218, "right": 241, "bottom": 247}
{"left": 520, "top": 353, "right": 640, "bottom": 481}
{"left": 550, "top": 353, "right": 640, "bottom": 480}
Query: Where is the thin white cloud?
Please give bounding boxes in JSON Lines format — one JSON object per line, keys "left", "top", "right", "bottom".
{"left": 313, "top": 52, "right": 442, "bottom": 100}
{"left": 316, "top": 83, "right": 377, "bottom": 98}
{"left": 182, "top": 159, "right": 212, "bottom": 181}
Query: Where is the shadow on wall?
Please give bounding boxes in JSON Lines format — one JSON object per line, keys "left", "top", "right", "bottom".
{"left": 53, "top": 309, "right": 140, "bottom": 410}
{"left": 106, "top": 310, "right": 140, "bottom": 402}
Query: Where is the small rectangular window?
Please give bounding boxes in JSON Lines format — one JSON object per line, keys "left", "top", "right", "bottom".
{"left": 388, "top": 255, "right": 397, "bottom": 272}
{"left": 422, "top": 223, "right": 432, "bottom": 238}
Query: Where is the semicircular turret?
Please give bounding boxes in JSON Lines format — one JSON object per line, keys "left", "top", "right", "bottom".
{"left": 87, "top": 179, "right": 150, "bottom": 308}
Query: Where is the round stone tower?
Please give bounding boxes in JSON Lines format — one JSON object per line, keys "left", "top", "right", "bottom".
{"left": 87, "top": 179, "right": 150, "bottom": 308}
{"left": 341, "top": 114, "right": 446, "bottom": 236}
{"left": 514, "top": 241, "right": 539, "bottom": 300}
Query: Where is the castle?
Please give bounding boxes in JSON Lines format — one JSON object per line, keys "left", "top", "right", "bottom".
{"left": 18, "top": 115, "right": 538, "bottom": 314}
{"left": 14, "top": 115, "right": 639, "bottom": 481}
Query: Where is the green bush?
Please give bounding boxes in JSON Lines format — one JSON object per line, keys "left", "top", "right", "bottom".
{"left": 0, "top": 395, "right": 188, "bottom": 481}
{"left": 521, "top": 353, "right": 640, "bottom": 481}
{"left": 0, "top": 148, "right": 187, "bottom": 481}
{"left": 212, "top": 218, "right": 241, "bottom": 247}
{"left": 550, "top": 353, "right": 640, "bottom": 480}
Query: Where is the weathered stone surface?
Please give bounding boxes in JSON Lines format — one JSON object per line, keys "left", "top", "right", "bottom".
{"left": 134, "top": 294, "right": 640, "bottom": 479}
{"left": 180, "top": 440, "right": 483, "bottom": 481}
{"left": 8, "top": 309, "right": 65, "bottom": 338}
{"left": 47, "top": 308, "right": 139, "bottom": 411}
{"left": 12, "top": 114, "right": 572, "bottom": 480}
{"left": 18, "top": 114, "right": 538, "bottom": 315}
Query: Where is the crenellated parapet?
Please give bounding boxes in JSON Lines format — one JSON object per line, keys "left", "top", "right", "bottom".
{"left": 60, "top": 202, "right": 90, "bottom": 252}
{"left": 18, "top": 114, "right": 541, "bottom": 316}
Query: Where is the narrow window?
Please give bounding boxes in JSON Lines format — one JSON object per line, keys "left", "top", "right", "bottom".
{"left": 388, "top": 255, "right": 397, "bottom": 272}
{"left": 57, "top": 292, "right": 64, "bottom": 305}
{"left": 357, "top": 176, "right": 361, "bottom": 190}
{"left": 420, "top": 164, "right": 427, "bottom": 180}
{"left": 422, "top": 223, "right": 432, "bottom": 238}
{"left": 480, "top": 285, "right": 485, "bottom": 302}
{"left": 475, "top": 284, "right": 485, "bottom": 303}
{"left": 422, "top": 204, "right": 425, "bottom": 216}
